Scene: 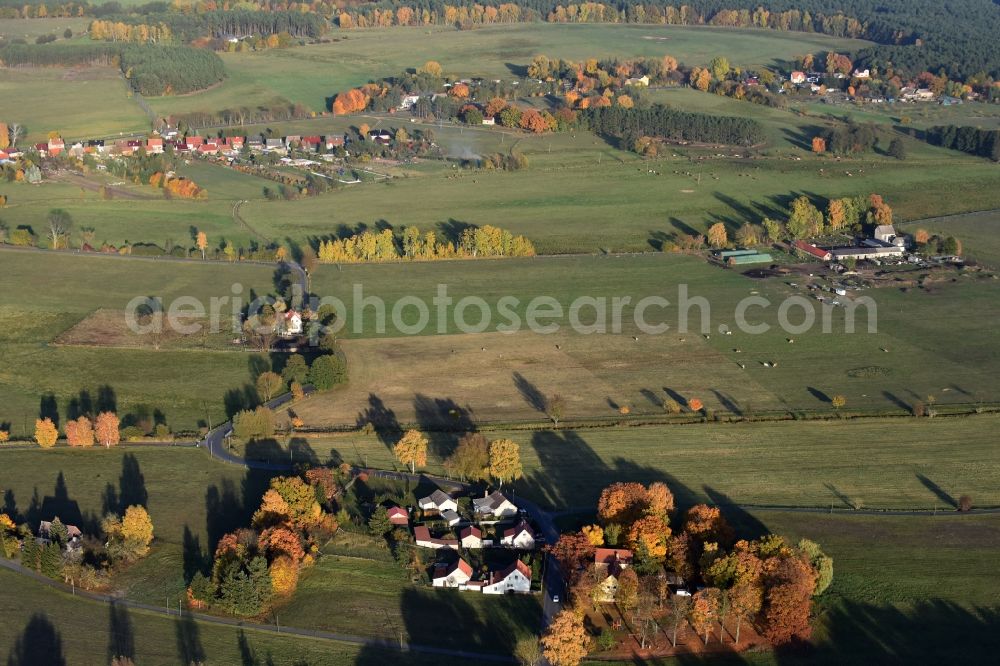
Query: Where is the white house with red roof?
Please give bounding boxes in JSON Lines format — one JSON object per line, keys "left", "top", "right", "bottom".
{"left": 432, "top": 558, "right": 473, "bottom": 588}
{"left": 459, "top": 525, "right": 482, "bottom": 549}
{"left": 594, "top": 548, "right": 633, "bottom": 602}
{"left": 413, "top": 525, "right": 459, "bottom": 551}
{"left": 483, "top": 560, "right": 532, "bottom": 595}
{"left": 500, "top": 520, "right": 537, "bottom": 550}
{"left": 387, "top": 506, "right": 409, "bottom": 526}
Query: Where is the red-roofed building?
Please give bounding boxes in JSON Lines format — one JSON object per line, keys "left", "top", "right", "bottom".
{"left": 47, "top": 137, "right": 65, "bottom": 156}
{"left": 432, "top": 558, "right": 473, "bottom": 588}
{"left": 185, "top": 136, "right": 204, "bottom": 150}
{"left": 197, "top": 143, "right": 219, "bottom": 155}
{"left": 325, "top": 135, "right": 345, "bottom": 149}
{"left": 146, "top": 137, "right": 164, "bottom": 154}
{"left": 387, "top": 506, "right": 409, "bottom": 526}
{"left": 483, "top": 560, "right": 532, "bottom": 594}
{"left": 413, "top": 525, "right": 459, "bottom": 550}
{"left": 595, "top": 548, "right": 633, "bottom": 602}
{"left": 500, "top": 520, "right": 537, "bottom": 550}
{"left": 301, "top": 136, "right": 322, "bottom": 151}
{"left": 792, "top": 240, "right": 832, "bottom": 261}
{"left": 459, "top": 525, "right": 482, "bottom": 549}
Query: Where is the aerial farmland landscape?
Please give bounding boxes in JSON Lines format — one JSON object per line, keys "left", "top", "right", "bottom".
{"left": 0, "top": 1, "right": 998, "bottom": 664}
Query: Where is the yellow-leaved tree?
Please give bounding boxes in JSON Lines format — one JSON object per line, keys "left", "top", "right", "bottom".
{"left": 488, "top": 438, "right": 523, "bottom": 488}
{"left": 34, "top": 418, "right": 58, "bottom": 448}
{"left": 393, "top": 429, "right": 428, "bottom": 473}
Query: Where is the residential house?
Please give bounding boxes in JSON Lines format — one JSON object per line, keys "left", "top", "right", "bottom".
{"left": 624, "top": 75, "right": 650, "bottom": 87}
{"left": 481, "top": 117, "right": 495, "bottom": 126}
{"left": 33, "top": 143, "right": 48, "bottom": 157}
{"left": 367, "top": 129, "right": 392, "bottom": 145}
{"left": 790, "top": 71, "right": 807, "bottom": 84}
{"left": 281, "top": 310, "right": 303, "bottom": 336}
{"left": 301, "top": 136, "right": 322, "bottom": 152}
{"left": 265, "top": 138, "right": 285, "bottom": 152}
{"left": 432, "top": 558, "right": 473, "bottom": 588}
{"left": 852, "top": 68, "right": 871, "bottom": 79}
{"left": 47, "top": 137, "right": 65, "bottom": 156}
{"left": 324, "top": 134, "right": 345, "bottom": 150}
{"left": 594, "top": 548, "right": 633, "bottom": 602}
{"left": 284, "top": 135, "right": 302, "bottom": 149}
{"left": 459, "top": 525, "right": 483, "bottom": 549}
{"left": 185, "top": 136, "right": 204, "bottom": 151}
{"left": 792, "top": 240, "right": 832, "bottom": 261}
{"left": 473, "top": 490, "right": 518, "bottom": 519}
{"left": 399, "top": 94, "right": 421, "bottom": 110}
{"left": 500, "top": 520, "right": 537, "bottom": 550}
{"left": 247, "top": 136, "right": 264, "bottom": 151}
{"left": 413, "top": 525, "right": 460, "bottom": 550}
{"left": 146, "top": 137, "right": 164, "bottom": 154}
{"left": 418, "top": 489, "right": 458, "bottom": 514}
{"left": 197, "top": 143, "right": 219, "bottom": 155}
{"left": 38, "top": 520, "right": 83, "bottom": 552}
{"left": 441, "top": 509, "right": 461, "bottom": 527}
{"left": 387, "top": 506, "right": 409, "bottom": 526}
{"left": 482, "top": 560, "right": 532, "bottom": 595}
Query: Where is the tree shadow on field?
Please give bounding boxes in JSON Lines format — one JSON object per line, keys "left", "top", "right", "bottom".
{"left": 106, "top": 602, "right": 135, "bottom": 664}
{"left": 101, "top": 453, "right": 148, "bottom": 515}
{"left": 247, "top": 355, "right": 270, "bottom": 381}
{"left": 6, "top": 614, "right": 66, "bottom": 666}
{"left": 182, "top": 525, "right": 208, "bottom": 583}
{"left": 36, "top": 472, "right": 99, "bottom": 534}
{"left": 203, "top": 462, "right": 276, "bottom": 554}
{"left": 174, "top": 612, "right": 205, "bottom": 666}
{"left": 787, "top": 599, "right": 1000, "bottom": 665}
{"left": 703, "top": 486, "right": 768, "bottom": 540}
{"left": 881, "top": 390, "right": 912, "bottom": 413}
{"left": 915, "top": 473, "right": 957, "bottom": 508}
{"left": 648, "top": 229, "right": 672, "bottom": 250}
{"left": 66, "top": 389, "right": 94, "bottom": 421}
{"left": 413, "top": 393, "right": 474, "bottom": 459}
{"left": 640, "top": 388, "right": 663, "bottom": 408}
{"left": 224, "top": 384, "right": 260, "bottom": 419}
{"left": 39, "top": 393, "right": 59, "bottom": 428}
{"left": 356, "top": 393, "right": 401, "bottom": 450}
{"left": 824, "top": 483, "right": 856, "bottom": 509}
{"left": 512, "top": 372, "right": 547, "bottom": 414}
{"left": 437, "top": 218, "right": 475, "bottom": 246}
{"left": 807, "top": 386, "right": 831, "bottom": 404}
{"left": 96, "top": 385, "right": 117, "bottom": 413}
{"left": 710, "top": 389, "right": 742, "bottom": 415}
{"left": 667, "top": 217, "right": 702, "bottom": 238}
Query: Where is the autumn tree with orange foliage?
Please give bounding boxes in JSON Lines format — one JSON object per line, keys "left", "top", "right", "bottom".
{"left": 449, "top": 82, "right": 470, "bottom": 98}
{"left": 690, "top": 588, "right": 722, "bottom": 644}
{"left": 331, "top": 88, "right": 370, "bottom": 115}
{"left": 688, "top": 397, "right": 704, "bottom": 412}
{"left": 597, "top": 482, "right": 650, "bottom": 526}
{"left": 485, "top": 97, "right": 508, "bottom": 118}
{"left": 627, "top": 514, "right": 671, "bottom": 560}
{"left": 541, "top": 610, "right": 589, "bottom": 666}
{"left": 760, "top": 554, "right": 817, "bottom": 644}
{"left": 519, "top": 108, "right": 550, "bottom": 133}
{"left": 95, "top": 412, "right": 120, "bottom": 447}
{"left": 707, "top": 223, "right": 728, "bottom": 249}
{"left": 65, "top": 416, "right": 94, "bottom": 447}
{"left": 260, "top": 526, "right": 305, "bottom": 562}
{"left": 811, "top": 136, "right": 826, "bottom": 153}
{"left": 547, "top": 532, "right": 595, "bottom": 585}
{"left": 581, "top": 524, "right": 604, "bottom": 546}
{"left": 684, "top": 504, "right": 735, "bottom": 548}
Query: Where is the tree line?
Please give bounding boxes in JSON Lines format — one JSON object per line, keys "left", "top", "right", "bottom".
{"left": 89, "top": 9, "right": 327, "bottom": 44}
{"left": 0, "top": 42, "right": 225, "bottom": 95}
{"left": 924, "top": 126, "right": 1000, "bottom": 162}
{"left": 315, "top": 224, "right": 536, "bottom": 264}
{"left": 583, "top": 103, "right": 766, "bottom": 149}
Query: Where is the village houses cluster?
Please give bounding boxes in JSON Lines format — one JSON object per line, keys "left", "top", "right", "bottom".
{"left": 391, "top": 488, "right": 540, "bottom": 595}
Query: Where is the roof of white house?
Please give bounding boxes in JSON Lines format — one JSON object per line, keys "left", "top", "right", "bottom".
{"left": 473, "top": 490, "right": 516, "bottom": 513}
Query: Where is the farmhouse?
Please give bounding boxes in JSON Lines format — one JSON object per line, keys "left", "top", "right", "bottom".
{"left": 432, "top": 558, "right": 473, "bottom": 588}
{"left": 473, "top": 490, "right": 518, "bottom": 519}
{"left": 387, "top": 506, "right": 409, "bottom": 526}
{"left": 146, "top": 137, "right": 164, "bottom": 154}
{"left": 47, "top": 137, "right": 65, "bottom": 156}
{"left": 459, "top": 525, "right": 483, "bottom": 549}
{"left": 793, "top": 240, "right": 832, "bottom": 261}
{"left": 37, "top": 520, "right": 83, "bottom": 552}
{"left": 281, "top": 310, "right": 303, "bottom": 336}
{"left": 594, "top": 547, "right": 633, "bottom": 602}
{"left": 413, "top": 525, "right": 459, "bottom": 550}
{"left": 500, "top": 520, "right": 537, "bottom": 550}
{"left": 418, "top": 489, "right": 458, "bottom": 514}
{"left": 624, "top": 75, "right": 650, "bottom": 87}
{"left": 482, "top": 560, "right": 532, "bottom": 595}
{"left": 790, "top": 71, "right": 807, "bottom": 84}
